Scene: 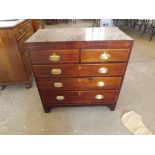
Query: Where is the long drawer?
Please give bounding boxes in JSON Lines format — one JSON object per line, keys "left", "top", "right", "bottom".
{"left": 33, "top": 63, "right": 126, "bottom": 78}
{"left": 81, "top": 49, "right": 129, "bottom": 62}
{"left": 41, "top": 90, "right": 119, "bottom": 105}
{"left": 30, "top": 49, "right": 79, "bottom": 64}
{"left": 37, "top": 77, "right": 122, "bottom": 91}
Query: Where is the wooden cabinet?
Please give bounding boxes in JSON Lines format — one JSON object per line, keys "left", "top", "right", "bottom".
{"left": 25, "top": 27, "right": 134, "bottom": 112}
{"left": 0, "top": 20, "right": 34, "bottom": 89}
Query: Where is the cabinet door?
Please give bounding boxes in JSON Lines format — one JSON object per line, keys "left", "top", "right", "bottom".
{"left": 0, "top": 29, "right": 28, "bottom": 83}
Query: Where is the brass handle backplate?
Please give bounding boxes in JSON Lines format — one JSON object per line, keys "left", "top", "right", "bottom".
{"left": 49, "top": 52, "right": 60, "bottom": 62}
{"left": 95, "top": 94, "right": 104, "bottom": 100}
{"left": 56, "top": 96, "right": 65, "bottom": 101}
{"left": 54, "top": 82, "right": 63, "bottom": 88}
{"left": 99, "top": 51, "right": 111, "bottom": 60}
{"left": 51, "top": 68, "right": 62, "bottom": 75}
{"left": 96, "top": 81, "right": 105, "bottom": 87}
{"left": 98, "top": 67, "right": 108, "bottom": 74}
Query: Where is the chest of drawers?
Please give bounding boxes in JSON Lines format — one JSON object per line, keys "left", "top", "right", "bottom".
{"left": 25, "top": 27, "right": 133, "bottom": 112}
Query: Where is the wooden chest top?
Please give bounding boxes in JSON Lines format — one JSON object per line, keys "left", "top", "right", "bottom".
{"left": 26, "top": 27, "right": 133, "bottom": 43}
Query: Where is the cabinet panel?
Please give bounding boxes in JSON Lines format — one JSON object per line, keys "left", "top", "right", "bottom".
{"left": 0, "top": 29, "right": 27, "bottom": 83}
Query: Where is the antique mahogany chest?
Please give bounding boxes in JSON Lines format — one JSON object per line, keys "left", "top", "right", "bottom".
{"left": 25, "top": 27, "right": 133, "bottom": 113}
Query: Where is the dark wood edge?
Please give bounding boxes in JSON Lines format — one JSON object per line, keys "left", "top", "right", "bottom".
{"left": 42, "top": 104, "right": 116, "bottom": 113}
{"left": 25, "top": 40, "right": 133, "bottom": 50}
{"left": 113, "top": 40, "right": 134, "bottom": 104}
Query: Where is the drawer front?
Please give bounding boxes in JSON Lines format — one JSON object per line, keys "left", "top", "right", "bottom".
{"left": 15, "top": 20, "right": 33, "bottom": 40}
{"left": 18, "top": 28, "right": 34, "bottom": 54}
{"left": 37, "top": 77, "right": 122, "bottom": 91}
{"left": 33, "top": 63, "right": 126, "bottom": 78}
{"left": 30, "top": 49, "right": 79, "bottom": 64}
{"left": 41, "top": 90, "right": 119, "bottom": 105}
{"left": 81, "top": 49, "right": 129, "bottom": 62}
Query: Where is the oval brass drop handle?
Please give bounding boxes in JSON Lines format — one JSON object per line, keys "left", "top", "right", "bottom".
{"left": 96, "top": 81, "right": 105, "bottom": 87}
{"left": 51, "top": 68, "right": 62, "bottom": 75}
{"left": 98, "top": 67, "right": 108, "bottom": 74}
{"left": 56, "top": 96, "right": 65, "bottom": 101}
{"left": 49, "top": 52, "right": 60, "bottom": 62}
{"left": 54, "top": 82, "right": 63, "bottom": 88}
{"left": 95, "top": 94, "right": 104, "bottom": 100}
{"left": 99, "top": 51, "right": 111, "bottom": 60}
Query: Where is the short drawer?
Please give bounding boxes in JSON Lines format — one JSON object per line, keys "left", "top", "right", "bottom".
{"left": 15, "top": 20, "right": 33, "bottom": 40}
{"left": 33, "top": 63, "right": 126, "bottom": 78}
{"left": 41, "top": 90, "right": 119, "bottom": 105}
{"left": 18, "top": 28, "right": 34, "bottom": 54}
{"left": 81, "top": 49, "right": 129, "bottom": 62}
{"left": 30, "top": 49, "right": 79, "bottom": 64}
{"left": 37, "top": 77, "right": 122, "bottom": 91}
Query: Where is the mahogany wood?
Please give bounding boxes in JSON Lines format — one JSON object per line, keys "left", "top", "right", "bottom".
{"left": 81, "top": 49, "right": 129, "bottom": 62}
{"left": 33, "top": 63, "right": 126, "bottom": 78}
{"left": 25, "top": 27, "right": 134, "bottom": 112}
{"left": 30, "top": 49, "right": 79, "bottom": 64}
{"left": 41, "top": 90, "right": 119, "bottom": 104}
{"left": 37, "top": 77, "right": 122, "bottom": 91}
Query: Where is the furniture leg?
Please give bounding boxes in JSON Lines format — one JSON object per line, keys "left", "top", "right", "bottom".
{"left": 25, "top": 81, "right": 33, "bottom": 89}
{"left": 0, "top": 85, "right": 6, "bottom": 90}
{"left": 107, "top": 104, "right": 116, "bottom": 111}
{"left": 43, "top": 105, "right": 52, "bottom": 113}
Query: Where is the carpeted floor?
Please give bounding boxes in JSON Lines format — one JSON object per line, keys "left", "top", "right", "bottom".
{"left": 0, "top": 20, "right": 155, "bottom": 134}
